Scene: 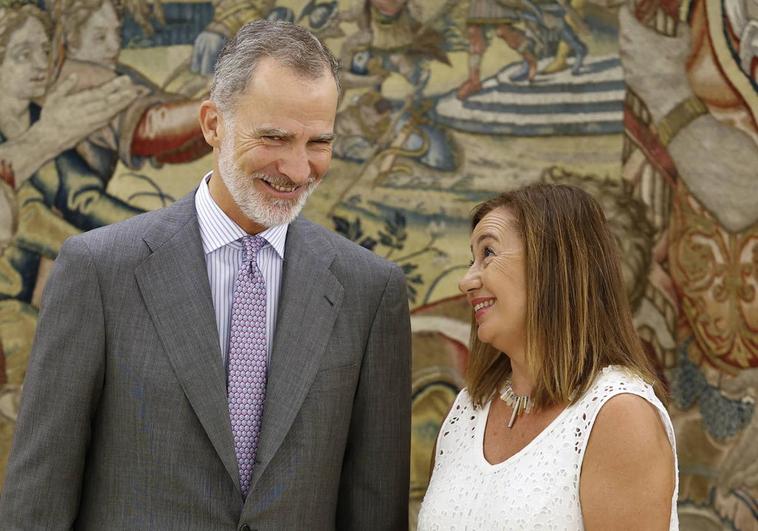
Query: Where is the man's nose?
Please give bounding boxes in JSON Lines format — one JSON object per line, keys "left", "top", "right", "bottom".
{"left": 278, "top": 145, "right": 311, "bottom": 184}
{"left": 106, "top": 32, "right": 120, "bottom": 55}
{"left": 31, "top": 48, "right": 47, "bottom": 71}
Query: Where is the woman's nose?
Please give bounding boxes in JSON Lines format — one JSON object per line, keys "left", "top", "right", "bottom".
{"left": 458, "top": 265, "right": 480, "bottom": 294}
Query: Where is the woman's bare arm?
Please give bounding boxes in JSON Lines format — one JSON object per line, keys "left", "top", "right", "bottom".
{"left": 580, "top": 393, "right": 675, "bottom": 531}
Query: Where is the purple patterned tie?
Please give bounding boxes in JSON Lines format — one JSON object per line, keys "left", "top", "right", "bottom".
{"left": 227, "top": 235, "right": 267, "bottom": 498}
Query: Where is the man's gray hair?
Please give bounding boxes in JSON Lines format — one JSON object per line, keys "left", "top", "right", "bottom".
{"left": 210, "top": 19, "right": 341, "bottom": 111}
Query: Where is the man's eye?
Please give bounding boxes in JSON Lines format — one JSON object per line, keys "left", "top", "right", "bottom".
{"left": 483, "top": 247, "right": 495, "bottom": 258}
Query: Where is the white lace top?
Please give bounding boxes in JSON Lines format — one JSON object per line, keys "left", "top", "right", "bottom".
{"left": 417, "top": 365, "right": 679, "bottom": 530}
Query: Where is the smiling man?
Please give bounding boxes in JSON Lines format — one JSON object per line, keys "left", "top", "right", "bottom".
{"left": 0, "top": 20, "right": 412, "bottom": 531}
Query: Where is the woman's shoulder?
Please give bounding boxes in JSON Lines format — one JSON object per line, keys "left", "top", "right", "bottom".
{"left": 580, "top": 365, "right": 677, "bottom": 494}
{"left": 590, "top": 364, "right": 674, "bottom": 448}
{"left": 449, "top": 387, "right": 477, "bottom": 413}
{"left": 439, "top": 387, "right": 485, "bottom": 431}
{"left": 570, "top": 364, "right": 675, "bottom": 456}
{"left": 593, "top": 392, "right": 670, "bottom": 441}
{"left": 582, "top": 365, "right": 659, "bottom": 404}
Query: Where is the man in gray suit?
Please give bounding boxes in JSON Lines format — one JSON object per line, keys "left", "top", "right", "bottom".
{"left": 0, "top": 20, "right": 411, "bottom": 530}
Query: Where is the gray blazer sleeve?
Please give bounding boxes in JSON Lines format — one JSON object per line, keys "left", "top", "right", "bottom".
{"left": 0, "top": 236, "right": 105, "bottom": 529}
{"left": 336, "top": 264, "right": 412, "bottom": 531}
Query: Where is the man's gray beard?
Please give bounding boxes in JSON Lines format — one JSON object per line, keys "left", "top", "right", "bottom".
{"left": 217, "top": 133, "right": 318, "bottom": 228}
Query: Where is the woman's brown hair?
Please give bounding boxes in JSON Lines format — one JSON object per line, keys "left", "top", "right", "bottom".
{"left": 465, "top": 183, "right": 665, "bottom": 409}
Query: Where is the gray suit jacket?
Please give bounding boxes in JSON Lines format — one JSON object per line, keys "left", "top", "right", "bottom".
{"left": 0, "top": 192, "right": 412, "bottom": 530}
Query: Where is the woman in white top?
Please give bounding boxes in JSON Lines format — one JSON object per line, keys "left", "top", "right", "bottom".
{"left": 418, "top": 183, "right": 678, "bottom": 530}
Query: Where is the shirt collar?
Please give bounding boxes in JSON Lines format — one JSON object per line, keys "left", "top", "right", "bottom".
{"left": 194, "top": 172, "right": 288, "bottom": 259}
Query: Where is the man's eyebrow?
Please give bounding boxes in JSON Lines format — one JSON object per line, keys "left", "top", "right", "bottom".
{"left": 254, "top": 127, "right": 292, "bottom": 138}
{"left": 310, "top": 133, "right": 335, "bottom": 142}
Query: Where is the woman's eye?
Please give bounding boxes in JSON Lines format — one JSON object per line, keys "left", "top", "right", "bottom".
{"left": 483, "top": 247, "right": 495, "bottom": 258}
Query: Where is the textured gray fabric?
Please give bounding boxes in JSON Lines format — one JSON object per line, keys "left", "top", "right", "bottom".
{"left": 0, "top": 192, "right": 412, "bottom": 530}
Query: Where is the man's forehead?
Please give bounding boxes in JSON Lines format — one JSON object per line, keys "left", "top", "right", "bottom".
{"left": 234, "top": 100, "right": 336, "bottom": 133}
{"left": 9, "top": 18, "right": 46, "bottom": 42}
{"left": 88, "top": 2, "right": 119, "bottom": 25}
{"left": 244, "top": 60, "right": 337, "bottom": 101}
{"left": 9, "top": 34, "right": 46, "bottom": 46}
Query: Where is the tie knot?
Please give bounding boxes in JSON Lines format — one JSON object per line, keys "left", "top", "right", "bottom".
{"left": 241, "top": 235, "right": 266, "bottom": 263}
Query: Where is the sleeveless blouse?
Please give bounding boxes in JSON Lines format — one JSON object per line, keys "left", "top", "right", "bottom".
{"left": 417, "top": 366, "right": 679, "bottom": 530}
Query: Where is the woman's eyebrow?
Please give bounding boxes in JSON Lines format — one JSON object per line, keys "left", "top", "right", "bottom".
{"left": 475, "top": 232, "right": 498, "bottom": 246}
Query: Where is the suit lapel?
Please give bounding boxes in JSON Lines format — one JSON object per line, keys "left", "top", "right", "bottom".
{"left": 134, "top": 194, "right": 240, "bottom": 493}
{"left": 249, "top": 218, "right": 344, "bottom": 492}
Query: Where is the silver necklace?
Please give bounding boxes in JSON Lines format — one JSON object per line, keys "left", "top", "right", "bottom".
{"left": 499, "top": 381, "right": 533, "bottom": 428}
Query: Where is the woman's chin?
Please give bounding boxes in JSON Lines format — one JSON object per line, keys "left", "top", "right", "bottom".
{"left": 476, "top": 327, "right": 492, "bottom": 346}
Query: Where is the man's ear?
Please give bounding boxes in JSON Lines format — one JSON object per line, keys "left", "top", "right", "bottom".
{"left": 199, "top": 100, "right": 221, "bottom": 148}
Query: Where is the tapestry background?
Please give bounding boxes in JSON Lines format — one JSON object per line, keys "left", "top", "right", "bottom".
{"left": 0, "top": 0, "right": 756, "bottom": 528}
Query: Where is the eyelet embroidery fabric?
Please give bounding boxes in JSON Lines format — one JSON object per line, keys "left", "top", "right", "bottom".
{"left": 417, "top": 365, "right": 679, "bottom": 531}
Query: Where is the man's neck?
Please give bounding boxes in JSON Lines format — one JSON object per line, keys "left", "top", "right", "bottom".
{"left": 0, "top": 94, "right": 31, "bottom": 139}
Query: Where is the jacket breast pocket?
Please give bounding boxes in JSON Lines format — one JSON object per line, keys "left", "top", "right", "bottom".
{"left": 308, "top": 362, "right": 360, "bottom": 394}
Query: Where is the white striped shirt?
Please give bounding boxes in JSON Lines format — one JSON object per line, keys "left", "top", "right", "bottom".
{"left": 194, "top": 173, "right": 288, "bottom": 368}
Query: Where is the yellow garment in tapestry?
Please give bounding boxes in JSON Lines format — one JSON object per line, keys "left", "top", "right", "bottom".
{"left": 1, "top": 165, "right": 76, "bottom": 296}
{"left": 668, "top": 180, "right": 758, "bottom": 372}
{"left": 14, "top": 169, "right": 79, "bottom": 259}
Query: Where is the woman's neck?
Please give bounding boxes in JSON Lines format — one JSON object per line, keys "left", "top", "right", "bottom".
{"left": 508, "top": 358, "right": 533, "bottom": 397}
